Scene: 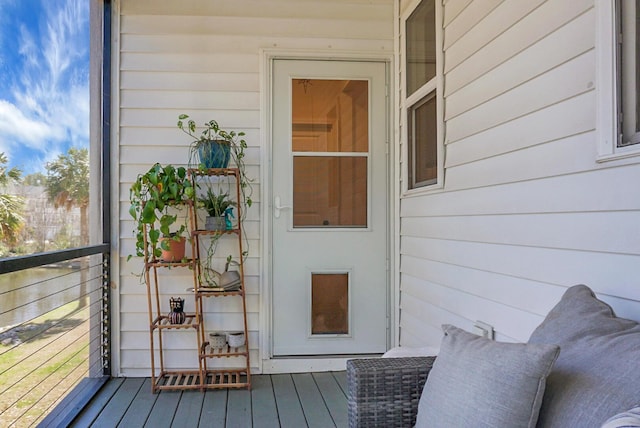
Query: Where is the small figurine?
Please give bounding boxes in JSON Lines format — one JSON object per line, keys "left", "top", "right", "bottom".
{"left": 169, "top": 297, "right": 186, "bottom": 324}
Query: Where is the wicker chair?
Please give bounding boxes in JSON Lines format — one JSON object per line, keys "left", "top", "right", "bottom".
{"left": 346, "top": 356, "right": 436, "bottom": 428}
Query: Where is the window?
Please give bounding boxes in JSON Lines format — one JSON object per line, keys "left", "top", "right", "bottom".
{"left": 619, "top": 0, "right": 640, "bottom": 147}
{"left": 597, "top": 0, "right": 640, "bottom": 160}
{"left": 403, "top": 0, "right": 442, "bottom": 190}
{"left": 408, "top": 91, "right": 437, "bottom": 187}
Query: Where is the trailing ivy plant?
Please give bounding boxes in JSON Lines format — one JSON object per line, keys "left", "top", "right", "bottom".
{"left": 177, "top": 114, "right": 255, "bottom": 288}
{"left": 177, "top": 114, "right": 253, "bottom": 211}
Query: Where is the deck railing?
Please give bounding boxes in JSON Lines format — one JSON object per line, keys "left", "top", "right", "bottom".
{"left": 0, "top": 245, "right": 110, "bottom": 427}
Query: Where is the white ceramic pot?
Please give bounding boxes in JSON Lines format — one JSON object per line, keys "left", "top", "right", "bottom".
{"left": 227, "top": 331, "right": 245, "bottom": 348}
{"left": 209, "top": 332, "right": 226, "bottom": 349}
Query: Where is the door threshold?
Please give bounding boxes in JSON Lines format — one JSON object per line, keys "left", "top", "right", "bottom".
{"left": 263, "top": 354, "right": 382, "bottom": 374}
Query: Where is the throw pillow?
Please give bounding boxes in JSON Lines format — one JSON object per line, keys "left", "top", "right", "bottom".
{"left": 415, "top": 325, "right": 560, "bottom": 428}
{"left": 529, "top": 284, "right": 640, "bottom": 427}
{"left": 602, "top": 406, "right": 640, "bottom": 428}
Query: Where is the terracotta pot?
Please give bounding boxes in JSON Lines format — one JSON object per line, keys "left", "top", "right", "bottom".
{"left": 159, "top": 236, "right": 186, "bottom": 262}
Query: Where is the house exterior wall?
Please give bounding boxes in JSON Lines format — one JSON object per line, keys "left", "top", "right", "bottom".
{"left": 115, "top": 0, "right": 394, "bottom": 376}
{"left": 398, "top": 0, "right": 640, "bottom": 348}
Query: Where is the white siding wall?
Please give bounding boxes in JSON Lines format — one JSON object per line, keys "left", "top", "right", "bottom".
{"left": 116, "top": 0, "right": 394, "bottom": 376}
{"left": 399, "top": 0, "right": 640, "bottom": 347}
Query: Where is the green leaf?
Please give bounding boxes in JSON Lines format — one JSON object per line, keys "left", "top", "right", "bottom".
{"left": 148, "top": 169, "right": 158, "bottom": 185}
{"left": 141, "top": 201, "right": 156, "bottom": 223}
{"left": 160, "top": 238, "right": 170, "bottom": 251}
{"left": 149, "top": 228, "right": 160, "bottom": 243}
{"left": 168, "top": 182, "right": 178, "bottom": 199}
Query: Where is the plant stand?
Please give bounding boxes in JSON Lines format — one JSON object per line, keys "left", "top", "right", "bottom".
{"left": 189, "top": 168, "right": 251, "bottom": 390}
{"left": 143, "top": 234, "right": 203, "bottom": 392}
{"left": 142, "top": 169, "right": 251, "bottom": 392}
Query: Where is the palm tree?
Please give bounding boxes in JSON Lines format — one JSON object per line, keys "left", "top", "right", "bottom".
{"left": 45, "top": 147, "right": 90, "bottom": 306}
{"left": 45, "top": 147, "right": 90, "bottom": 245}
{"left": 0, "top": 152, "right": 25, "bottom": 248}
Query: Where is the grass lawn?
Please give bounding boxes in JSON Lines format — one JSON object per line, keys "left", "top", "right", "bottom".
{"left": 0, "top": 301, "right": 94, "bottom": 427}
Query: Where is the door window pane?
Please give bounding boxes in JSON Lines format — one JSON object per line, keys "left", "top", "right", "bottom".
{"left": 406, "top": 0, "right": 436, "bottom": 96}
{"left": 292, "top": 79, "right": 368, "bottom": 152}
{"left": 291, "top": 77, "right": 369, "bottom": 227}
{"left": 293, "top": 157, "right": 367, "bottom": 227}
{"left": 311, "top": 273, "right": 348, "bottom": 335}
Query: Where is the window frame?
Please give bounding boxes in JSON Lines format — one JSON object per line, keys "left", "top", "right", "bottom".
{"left": 596, "top": 0, "right": 640, "bottom": 162}
{"left": 401, "top": 0, "right": 444, "bottom": 193}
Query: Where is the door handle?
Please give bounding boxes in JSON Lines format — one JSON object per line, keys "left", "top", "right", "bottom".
{"left": 274, "top": 196, "right": 292, "bottom": 219}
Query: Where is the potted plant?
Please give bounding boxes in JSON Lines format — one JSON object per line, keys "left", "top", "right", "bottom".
{"left": 200, "top": 189, "right": 236, "bottom": 231}
{"left": 128, "top": 163, "right": 195, "bottom": 262}
{"left": 177, "top": 114, "right": 253, "bottom": 209}
{"left": 177, "top": 114, "right": 244, "bottom": 169}
{"left": 200, "top": 254, "right": 243, "bottom": 290}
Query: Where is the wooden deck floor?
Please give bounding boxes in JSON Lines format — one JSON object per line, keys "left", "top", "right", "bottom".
{"left": 70, "top": 372, "right": 348, "bottom": 427}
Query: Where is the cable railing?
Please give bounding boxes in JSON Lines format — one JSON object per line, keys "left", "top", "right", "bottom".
{"left": 0, "top": 248, "right": 110, "bottom": 427}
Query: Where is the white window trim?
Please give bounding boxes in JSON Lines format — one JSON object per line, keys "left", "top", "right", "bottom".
{"left": 401, "top": 0, "right": 445, "bottom": 194}
{"left": 596, "top": 0, "right": 640, "bottom": 162}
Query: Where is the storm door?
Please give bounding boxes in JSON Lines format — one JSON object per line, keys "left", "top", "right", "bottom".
{"left": 272, "top": 59, "right": 388, "bottom": 355}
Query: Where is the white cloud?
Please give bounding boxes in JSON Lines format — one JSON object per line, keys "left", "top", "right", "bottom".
{"left": 0, "top": 0, "right": 89, "bottom": 173}
{"left": 0, "top": 100, "right": 55, "bottom": 148}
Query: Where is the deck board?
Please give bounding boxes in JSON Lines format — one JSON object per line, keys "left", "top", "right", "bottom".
{"left": 332, "top": 371, "right": 348, "bottom": 395}
{"left": 172, "top": 390, "right": 205, "bottom": 428}
{"left": 269, "top": 374, "right": 309, "bottom": 427}
{"left": 292, "top": 373, "right": 336, "bottom": 428}
{"left": 70, "top": 377, "right": 124, "bottom": 427}
{"left": 198, "top": 389, "right": 227, "bottom": 428}
{"left": 118, "top": 378, "right": 158, "bottom": 427}
{"left": 251, "top": 375, "right": 280, "bottom": 428}
{"left": 144, "top": 388, "right": 181, "bottom": 427}
{"left": 72, "top": 372, "right": 347, "bottom": 427}
{"left": 313, "top": 372, "right": 348, "bottom": 428}
{"left": 226, "top": 388, "right": 252, "bottom": 427}
{"left": 91, "top": 377, "right": 144, "bottom": 427}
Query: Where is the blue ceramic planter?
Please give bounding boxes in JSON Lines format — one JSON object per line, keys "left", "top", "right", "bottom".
{"left": 198, "top": 140, "right": 230, "bottom": 168}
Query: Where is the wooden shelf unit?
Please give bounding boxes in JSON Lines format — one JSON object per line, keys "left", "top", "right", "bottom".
{"left": 189, "top": 167, "right": 251, "bottom": 391}
{"left": 143, "top": 167, "right": 251, "bottom": 392}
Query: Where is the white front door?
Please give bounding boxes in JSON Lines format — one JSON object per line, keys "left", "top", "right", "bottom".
{"left": 271, "top": 59, "right": 389, "bottom": 356}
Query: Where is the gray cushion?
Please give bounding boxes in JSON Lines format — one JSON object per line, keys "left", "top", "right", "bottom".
{"left": 415, "top": 325, "right": 560, "bottom": 428}
{"left": 602, "top": 406, "right": 640, "bottom": 428}
{"left": 529, "top": 284, "right": 640, "bottom": 428}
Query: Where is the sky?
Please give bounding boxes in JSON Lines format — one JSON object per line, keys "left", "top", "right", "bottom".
{"left": 0, "top": 0, "right": 89, "bottom": 176}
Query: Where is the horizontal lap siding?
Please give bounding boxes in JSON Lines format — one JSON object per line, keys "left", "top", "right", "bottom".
{"left": 399, "top": 0, "right": 640, "bottom": 348}
{"left": 117, "top": 0, "right": 394, "bottom": 375}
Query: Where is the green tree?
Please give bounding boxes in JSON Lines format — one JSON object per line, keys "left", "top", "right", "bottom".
{"left": 45, "top": 147, "right": 90, "bottom": 307}
{"left": 22, "top": 172, "right": 47, "bottom": 186}
{"left": 0, "top": 152, "right": 25, "bottom": 247}
{"left": 45, "top": 147, "right": 90, "bottom": 247}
